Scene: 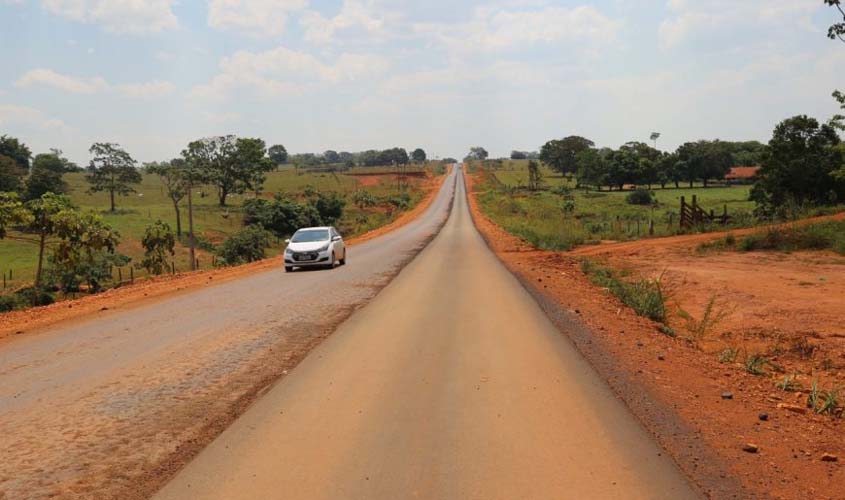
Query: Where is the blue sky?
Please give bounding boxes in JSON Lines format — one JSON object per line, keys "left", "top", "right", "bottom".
{"left": 0, "top": 0, "right": 842, "bottom": 164}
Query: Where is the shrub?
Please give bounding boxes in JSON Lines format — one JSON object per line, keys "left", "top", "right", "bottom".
{"left": 312, "top": 191, "right": 346, "bottom": 224}
{"left": 738, "top": 221, "right": 845, "bottom": 254}
{"left": 140, "top": 220, "right": 176, "bottom": 275}
{"left": 352, "top": 190, "right": 377, "bottom": 209}
{"left": 243, "top": 195, "right": 322, "bottom": 238}
{"left": 0, "top": 293, "right": 24, "bottom": 312}
{"left": 581, "top": 260, "right": 667, "bottom": 323}
{"left": 216, "top": 226, "right": 273, "bottom": 266}
{"left": 626, "top": 188, "right": 654, "bottom": 205}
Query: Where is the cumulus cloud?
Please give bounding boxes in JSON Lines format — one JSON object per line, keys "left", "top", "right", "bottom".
{"left": 191, "top": 47, "right": 389, "bottom": 99}
{"left": 39, "top": 0, "right": 178, "bottom": 34}
{"left": 0, "top": 104, "right": 70, "bottom": 131}
{"left": 16, "top": 68, "right": 176, "bottom": 98}
{"left": 416, "top": 4, "right": 621, "bottom": 54}
{"left": 658, "top": 0, "right": 818, "bottom": 49}
{"left": 300, "top": 0, "right": 388, "bottom": 44}
{"left": 207, "top": 0, "right": 308, "bottom": 37}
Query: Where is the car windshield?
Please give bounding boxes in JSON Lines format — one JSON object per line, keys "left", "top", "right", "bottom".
{"left": 291, "top": 230, "right": 330, "bottom": 243}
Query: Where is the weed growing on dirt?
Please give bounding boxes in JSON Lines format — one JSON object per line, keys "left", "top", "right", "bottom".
{"left": 719, "top": 347, "right": 739, "bottom": 364}
{"left": 580, "top": 260, "right": 667, "bottom": 323}
{"left": 677, "top": 294, "right": 735, "bottom": 343}
{"left": 777, "top": 374, "right": 802, "bottom": 392}
{"left": 738, "top": 221, "right": 845, "bottom": 254}
{"left": 744, "top": 354, "right": 768, "bottom": 375}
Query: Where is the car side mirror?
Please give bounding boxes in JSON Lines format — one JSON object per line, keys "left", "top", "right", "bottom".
{"left": 332, "top": 236, "right": 341, "bottom": 241}
{"left": 285, "top": 239, "right": 291, "bottom": 244}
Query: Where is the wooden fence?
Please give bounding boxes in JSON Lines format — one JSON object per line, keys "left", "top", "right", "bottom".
{"left": 680, "top": 195, "right": 731, "bottom": 228}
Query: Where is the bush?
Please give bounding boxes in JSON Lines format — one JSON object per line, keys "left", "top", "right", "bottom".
{"left": 581, "top": 260, "right": 667, "bottom": 323}
{"left": 739, "top": 221, "right": 845, "bottom": 254}
{"left": 140, "top": 220, "right": 176, "bottom": 275}
{"left": 312, "top": 191, "right": 346, "bottom": 224}
{"left": 0, "top": 293, "right": 24, "bottom": 312}
{"left": 216, "top": 226, "right": 273, "bottom": 266}
{"left": 47, "top": 251, "right": 130, "bottom": 293}
{"left": 625, "top": 188, "right": 654, "bottom": 205}
{"left": 243, "top": 195, "right": 322, "bottom": 237}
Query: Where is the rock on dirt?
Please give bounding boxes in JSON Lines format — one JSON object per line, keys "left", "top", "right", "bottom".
{"left": 743, "top": 444, "right": 760, "bottom": 454}
{"left": 821, "top": 454, "right": 838, "bottom": 463}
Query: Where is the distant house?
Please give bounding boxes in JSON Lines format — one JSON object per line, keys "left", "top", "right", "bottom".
{"left": 725, "top": 166, "right": 760, "bottom": 184}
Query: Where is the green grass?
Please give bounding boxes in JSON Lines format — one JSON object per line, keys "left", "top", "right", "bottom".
{"left": 472, "top": 161, "right": 774, "bottom": 251}
{"left": 0, "top": 166, "right": 437, "bottom": 290}
{"left": 580, "top": 259, "right": 667, "bottom": 323}
{"left": 737, "top": 221, "right": 845, "bottom": 254}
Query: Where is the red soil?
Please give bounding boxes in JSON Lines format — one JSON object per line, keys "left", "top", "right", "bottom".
{"left": 466, "top": 170, "right": 844, "bottom": 500}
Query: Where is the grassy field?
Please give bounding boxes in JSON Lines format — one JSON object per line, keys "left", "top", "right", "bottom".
{"left": 1, "top": 165, "right": 439, "bottom": 290}
{"left": 473, "top": 160, "right": 760, "bottom": 251}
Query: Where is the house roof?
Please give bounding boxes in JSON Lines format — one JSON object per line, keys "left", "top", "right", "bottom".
{"left": 725, "top": 166, "right": 760, "bottom": 180}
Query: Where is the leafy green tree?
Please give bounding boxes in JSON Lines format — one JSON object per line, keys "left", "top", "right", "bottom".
{"left": 268, "top": 144, "right": 288, "bottom": 166}
{"left": 0, "top": 135, "right": 32, "bottom": 172}
{"left": 510, "top": 151, "right": 528, "bottom": 160}
{"left": 0, "top": 192, "right": 32, "bottom": 238}
{"left": 48, "top": 210, "right": 124, "bottom": 293}
{"left": 411, "top": 148, "right": 427, "bottom": 163}
{"left": 24, "top": 193, "right": 75, "bottom": 289}
{"left": 751, "top": 115, "right": 844, "bottom": 212}
{"left": 726, "top": 141, "right": 767, "bottom": 166}
{"left": 243, "top": 195, "right": 322, "bottom": 237}
{"left": 216, "top": 226, "right": 273, "bottom": 266}
{"left": 465, "top": 147, "right": 489, "bottom": 161}
{"left": 379, "top": 147, "right": 410, "bottom": 165}
{"left": 826, "top": 0, "right": 844, "bottom": 42}
{"left": 655, "top": 152, "right": 682, "bottom": 188}
{"left": 675, "top": 140, "right": 733, "bottom": 187}
{"left": 323, "top": 150, "right": 341, "bottom": 164}
{"left": 183, "top": 136, "right": 272, "bottom": 206}
{"left": 527, "top": 160, "right": 543, "bottom": 191}
{"left": 0, "top": 154, "right": 27, "bottom": 192}
{"left": 575, "top": 148, "right": 610, "bottom": 190}
{"left": 312, "top": 192, "right": 346, "bottom": 224}
{"left": 352, "top": 189, "right": 377, "bottom": 208}
{"left": 145, "top": 160, "right": 188, "bottom": 237}
{"left": 140, "top": 220, "right": 176, "bottom": 275}
{"left": 540, "top": 136, "right": 594, "bottom": 177}
{"left": 25, "top": 152, "right": 70, "bottom": 200}
{"left": 86, "top": 143, "right": 141, "bottom": 212}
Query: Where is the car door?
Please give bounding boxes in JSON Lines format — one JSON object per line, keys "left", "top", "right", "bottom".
{"left": 331, "top": 227, "right": 345, "bottom": 257}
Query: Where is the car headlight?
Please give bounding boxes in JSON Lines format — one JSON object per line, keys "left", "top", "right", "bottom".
{"left": 317, "top": 244, "right": 330, "bottom": 252}
{"left": 284, "top": 248, "right": 293, "bottom": 255}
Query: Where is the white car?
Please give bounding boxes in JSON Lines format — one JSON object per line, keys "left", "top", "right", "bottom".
{"left": 284, "top": 226, "right": 347, "bottom": 272}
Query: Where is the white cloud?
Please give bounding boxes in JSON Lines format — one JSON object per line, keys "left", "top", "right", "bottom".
{"left": 207, "top": 0, "right": 307, "bottom": 37}
{"left": 39, "top": 0, "right": 179, "bottom": 34}
{"left": 0, "top": 104, "right": 70, "bottom": 131}
{"left": 416, "top": 5, "right": 621, "bottom": 54}
{"left": 658, "top": 0, "right": 818, "bottom": 49}
{"left": 191, "top": 47, "right": 389, "bottom": 99}
{"left": 300, "top": 0, "right": 388, "bottom": 44}
{"left": 16, "top": 68, "right": 176, "bottom": 98}
{"left": 16, "top": 68, "right": 109, "bottom": 94}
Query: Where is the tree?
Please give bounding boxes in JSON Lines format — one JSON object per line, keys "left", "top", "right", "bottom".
{"left": 86, "top": 143, "right": 141, "bottom": 212}
{"left": 650, "top": 132, "right": 661, "bottom": 149}
{"left": 510, "top": 151, "right": 528, "bottom": 160}
{"left": 826, "top": 0, "right": 845, "bottom": 43}
{"left": 146, "top": 160, "right": 188, "bottom": 237}
{"left": 751, "top": 115, "right": 844, "bottom": 211}
{"left": 655, "top": 152, "right": 682, "bottom": 188}
{"left": 312, "top": 192, "right": 346, "bottom": 224}
{"left": 575, "top": 148, "right": 610, "bottom": 190}
{"left": 726, "top": 141, "right": 767, "bottom": 166}
{"left": 527, "top": 160, "right": 543, "bottom": 191}
{"left": 25, "top": 152, "right": 70, "bottom": 200}
{"left": 0, "top": 154, "right": 26, "bottom": 192}
{"left": 466, "top": 147, "right": 489, "bottom": 161}
{"left": 216, "top": 226, "right": 273, "bottom": 266}
{"left": 48, "top": 209, "right": 123, "bottom": 293}
{"left": 411, "top": 148, "right": 427, "bottom": 163}
{"left": 378, "top": 147, "right": 409, "bottom": 165}
{"left": 0, "top": 135, "right": 32, "bottom": 172}
{"left": 268, "top": 144, "right": 288, "bottom": 166}
{"left": 182, "top": 135, "right": 271, "bottom": 207}
{"left": 675, "top": 140, "right": 733, "bottom": 187}
{"left": 23, "top": 193, "right": 75, "bottom": 289}
{"left": 323, "top": 150, "right": 341, "bottom": 164}
{"left": 0, "top": 192, "right": 32, "bottom": 239}
{"left": 140, "top": 221, "right": 176, "bottom": 275}
{"left": 540, "top": 136, "right": 594, "bottom": 177}
{"left": 243, "top": 195, "right": 322, "bottom": 238}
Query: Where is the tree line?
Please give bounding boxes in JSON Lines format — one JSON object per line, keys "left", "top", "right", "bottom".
{"left": 289, "top": 147, "right": 427, "bottom": 168}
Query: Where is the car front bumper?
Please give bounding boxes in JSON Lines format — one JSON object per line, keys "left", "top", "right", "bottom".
{"left": 285, "top": 251, "right": 331, "bottom": 267}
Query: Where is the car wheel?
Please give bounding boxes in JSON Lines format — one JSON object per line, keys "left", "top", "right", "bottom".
{"left": 328, "top": 252, "right": 336, "bottom": 269}
{"left": 285, "top": 266, "right": 293, "bottom": 273}
{"left": 339, "top": 250, "right": 346, "bottom": 265}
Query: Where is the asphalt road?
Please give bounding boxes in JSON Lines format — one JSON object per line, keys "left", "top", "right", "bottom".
{"left": 0, "top": 168, "right": 457, "bottom": 499}
{"left": 154, "top": 169, "right": 698, "bottom": 500}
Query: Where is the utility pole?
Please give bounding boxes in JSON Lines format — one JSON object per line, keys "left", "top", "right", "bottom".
{"left": 188, "top": 178, "right": 196, "bottom": 271}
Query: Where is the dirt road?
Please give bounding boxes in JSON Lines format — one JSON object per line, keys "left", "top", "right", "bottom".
{"left": 0, "top": 169, "right": 457, "bottom": 499}
{"left": 155, "top": 170, "right": 698, "bottom": 500}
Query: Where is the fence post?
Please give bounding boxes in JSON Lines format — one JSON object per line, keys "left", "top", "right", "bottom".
{"left": 195, "top": 258, "right": 200, "bottom": 270}
{"left": 171, "top": 261, "right": 176, "bottom": 275}
{"left": 649, "top": 220, "right": 654, "bottom": 236}
{"left": 130, "top": 266, "right": 134, "bottom": 284}
{"left": 118, "top": 267, "right": 123, "bottom": 283}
